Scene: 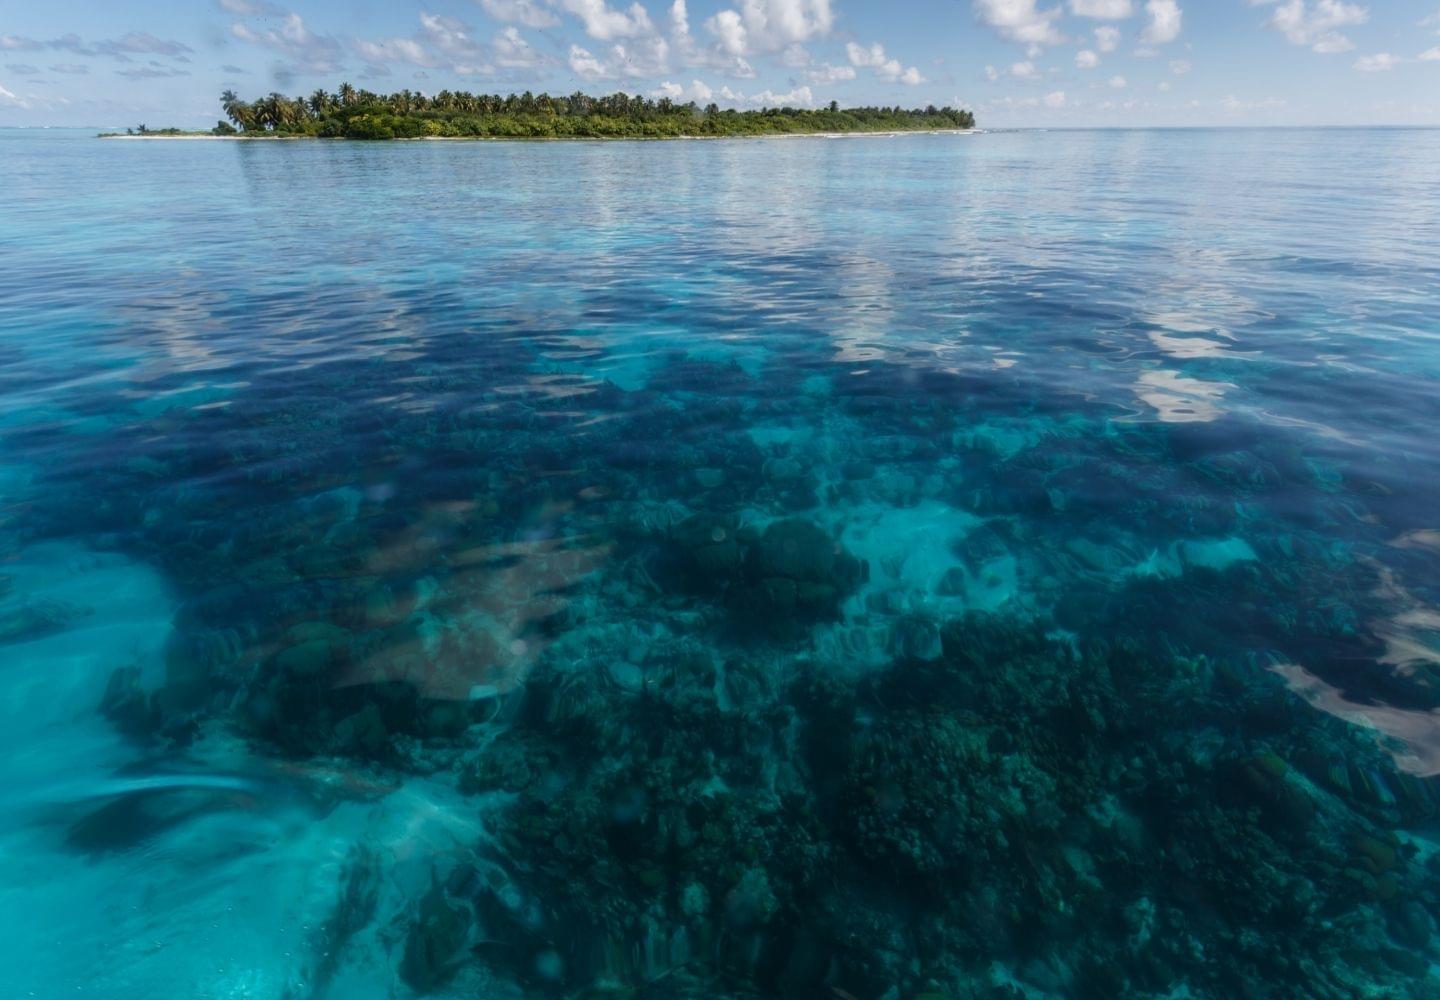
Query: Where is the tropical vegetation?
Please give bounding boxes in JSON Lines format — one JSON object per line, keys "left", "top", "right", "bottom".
{"left": 207, "top": 86, "right": 974, "bottom": 139}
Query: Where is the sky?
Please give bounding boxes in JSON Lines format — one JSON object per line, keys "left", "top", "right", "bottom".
{"left": 2, "top": 0, "right": 1439, "bottom": 127}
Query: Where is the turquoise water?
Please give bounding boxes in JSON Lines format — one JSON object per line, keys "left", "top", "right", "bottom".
{"left": 2, "top": 126, "right": 1440, "bottom": 997}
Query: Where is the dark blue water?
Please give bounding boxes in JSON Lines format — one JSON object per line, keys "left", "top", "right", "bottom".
{"left": 3, "top": 127, "right": 1440, "bottom": 997}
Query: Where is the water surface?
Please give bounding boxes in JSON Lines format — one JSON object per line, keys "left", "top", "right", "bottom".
{"left": 2, "top": 127, "right": 1440, "bottom": 997}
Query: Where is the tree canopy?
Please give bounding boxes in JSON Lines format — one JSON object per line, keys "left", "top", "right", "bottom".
{"left": 215, "top": 86, "right": 975, "bottom": 140}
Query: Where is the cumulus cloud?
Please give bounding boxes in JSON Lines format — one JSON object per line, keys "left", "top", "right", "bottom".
{"left": 358, "top": 12, "right": 563, "bottom": 77}
{"left": 1069, "top": 0, "right": 1134, "bottom": 17}
{"left": 650, "top": 77, "right": 714, "bottom": 100}
{"left": 704, "top": 0, "right": 834, "bottom": 56}
{"left": 1353, "top": 51, "right": 1397, "bottom": 71}
{"left": 492, "top": 26, "right": 544, "bottom": 67}
{"left": 1253, "top": 0, "right": 1368, "bottom": 54}
{"left": 568, "top": 43, "right": 610, "bottom": 78}
{"left": 232, "top": 13, "right": 342, "bottom": 73}
{"left": 1169, "top": 58, "right": 1191, "bottom": 73}
{"left": 558, "top": 0, "right": 655, "bottom": 41}
{"left": 708, "top": 9, "right": 748, "bottom": 54}
{"left": 973, "top": 0, "right": 1066, "bottom": 47}
{"left": 1094, "top": 25, "right": 1121, "bottom": 51}
{"left": 1141, "top": 0, "right": 1182, "bottom": 43}
{"left": 478, "top": 0, "right": 561, "bottom": 29}
{"left": 1421, "top": 46, "right": 1440, "bottom": 61}
{"left": 1108, "top": 73, "right": 1126, "bottom": 87}
{"left": 719, "top": 82, "right": 814, "bottom": 105}
{"left": 561, "top": 31, "right": 672, "bottom": 80}
{"left": 663, "top": 0, "right": 755, "bottom": 77}
{"left": 1075, "top": 49, "right": 1099, "bottom": 68}
{"left": 845, "top": 41, "right": 924, "bottom": 84}
{"left": 805, "top": 62, "right": 856, "bottom": 83}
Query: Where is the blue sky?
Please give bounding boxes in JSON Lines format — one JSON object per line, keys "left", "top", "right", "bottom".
{"left": 2, "top": 1, "right": 1439, "bottom": 126}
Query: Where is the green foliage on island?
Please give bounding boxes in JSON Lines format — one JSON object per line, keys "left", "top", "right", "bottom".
{"left": 97, "top": 124, "right": 218, "bottom": 137}
{"left": 216, "top": 85, "right": 975, "bottom": 140}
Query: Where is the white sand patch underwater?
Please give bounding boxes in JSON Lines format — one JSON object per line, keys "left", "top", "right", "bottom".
{"left": 0, "top": 545, "right": 505, "bottom": 998}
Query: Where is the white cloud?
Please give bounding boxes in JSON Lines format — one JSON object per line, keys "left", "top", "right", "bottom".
{"left": 568, "top": 43, "right": 610, "bottom": 78}
{"left": 1256, "top": 0, "right": 1367, "bottom": 55}
{"left": 986, "top": 59, "right": 1044, "bottom": 80}
{"left": 558, "top": 0, "right": 655, "bottom": 41}
{"left": 231, "top": 13, "right": 342, "bottom": 73}
{"left": 780, "top": 42, "right": 811, "bottom": 66}
{"left": 1109, "top": 73, "right": 1127, "bottom": 87}
{"left": 357, "top": 13, "right": 501, "bottom": 71}
{"left": 420, "top": 13, "right": 484, "bottom": 58}
{"left": 1045, "top": 89, "right": 1067, "bottom": 106}
{"left": 1069, "top": 0, "right": 1133, "bottom": 17}
{"left": 1157, "top": 79, "right": 1171, "bottom": 90}
{"left": 478, "top": 0, "right": 560, "bottom": 29}
{"left": 719, "top": 82, "right": 815, "bottom": 105}
{"left": 608, "top": 34, "right": 672, "bottom": 75}
{"left": 846, "top": 41, "right": 924, "bottom": 84}
{"left": 1169, "top": 58, "right": 1191, "bottom": 73}
{"left": 651, "top": 77, "right": 713, "bottom": 101}
{"left": 973, "top": 0, "right": 1066, "bottom": 47}
{"left": 1422, "top": 46, "right": 1440, "bottom": 61}
{"left": 670, "top": 0, "right": 691, "bottom": 36}
{"left": 705, "top": 0, "right": 834, "bottom": 56}
{"left": 1094, "top": 25, "right": 1121, "bottom": 51}
{"left": 1076, "top": 49, "right": 1099, "bottom": 68}
{"left": 493, "top": 26, "right": 543, "bottom": 67}
{"left": 1141, "top": 0, "right": 1182, "bottom": 44}
{"left": 806, "top": 62, "right": 856, "bottom": 83}
{"left": 355, "top": 35, "right": 432, "bottom": 66}
{"left": 707, "top": 9, "right": 748, "bottom": 54}
{"left": 1353, "top": 51, "right": 1398, "bottom": 71}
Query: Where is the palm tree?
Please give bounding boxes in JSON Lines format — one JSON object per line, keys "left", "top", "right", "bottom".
{"left": 308, "top": 89, "right": 330, "bottom": 118}
{"left": 337, "top": 82, "right": 356, "bottom": 107}
{"left": 221, "top": 90, "right": 249, "bottom": 130}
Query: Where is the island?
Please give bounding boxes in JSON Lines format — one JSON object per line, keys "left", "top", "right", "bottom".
{"left": 100, "top": 86, "right": 975, "bottom": 140}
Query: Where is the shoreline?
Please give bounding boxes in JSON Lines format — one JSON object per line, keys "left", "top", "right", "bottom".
{"left": 99, "top": 128, "right": 981, "bottom": 143}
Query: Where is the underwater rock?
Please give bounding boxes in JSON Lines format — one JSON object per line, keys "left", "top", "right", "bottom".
{"left": 98, "top": 665, "right": 155, "bottom": 739}
{"left": 0, "top": 598, "right": 86, "bottom": 645}
{"left": 667, "top": 513, "right": 745, "bottom": 594}
{"left": 741, "top": 518, "right": 866, "bottom": 626}
{"left": 400, "top": 876, "right": 475, "bottom": 994}
{"left": 664, "top": 514, "right": 865, "bottom": 629}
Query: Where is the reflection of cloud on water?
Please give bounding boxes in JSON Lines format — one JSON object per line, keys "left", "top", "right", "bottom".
{"left": 1273, "top": 663, "right": 1440, "bottom": 777}
{"left": 1390, "top": 529, "right": 1440, "bottom": 555}
{"left": 1147, "top": 329, "right": 1241, "bottom": 360}
{"left": 1134, "top": 369, "right": 1234, "bottom": 423}
{"left": 1277, "top": 557, "right": 1440, "bottom": 776}
{"left": 1367, "top": 562, "right": 1440, "bottom": 671}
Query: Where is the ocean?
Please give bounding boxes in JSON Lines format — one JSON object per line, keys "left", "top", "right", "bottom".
{"left": 2, "top": 126, "right": 1439, "bottom": 997}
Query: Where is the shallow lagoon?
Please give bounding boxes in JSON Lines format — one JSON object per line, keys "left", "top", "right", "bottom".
{"left": 2, "top": 127, "right": 1440, "bottom": 997}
